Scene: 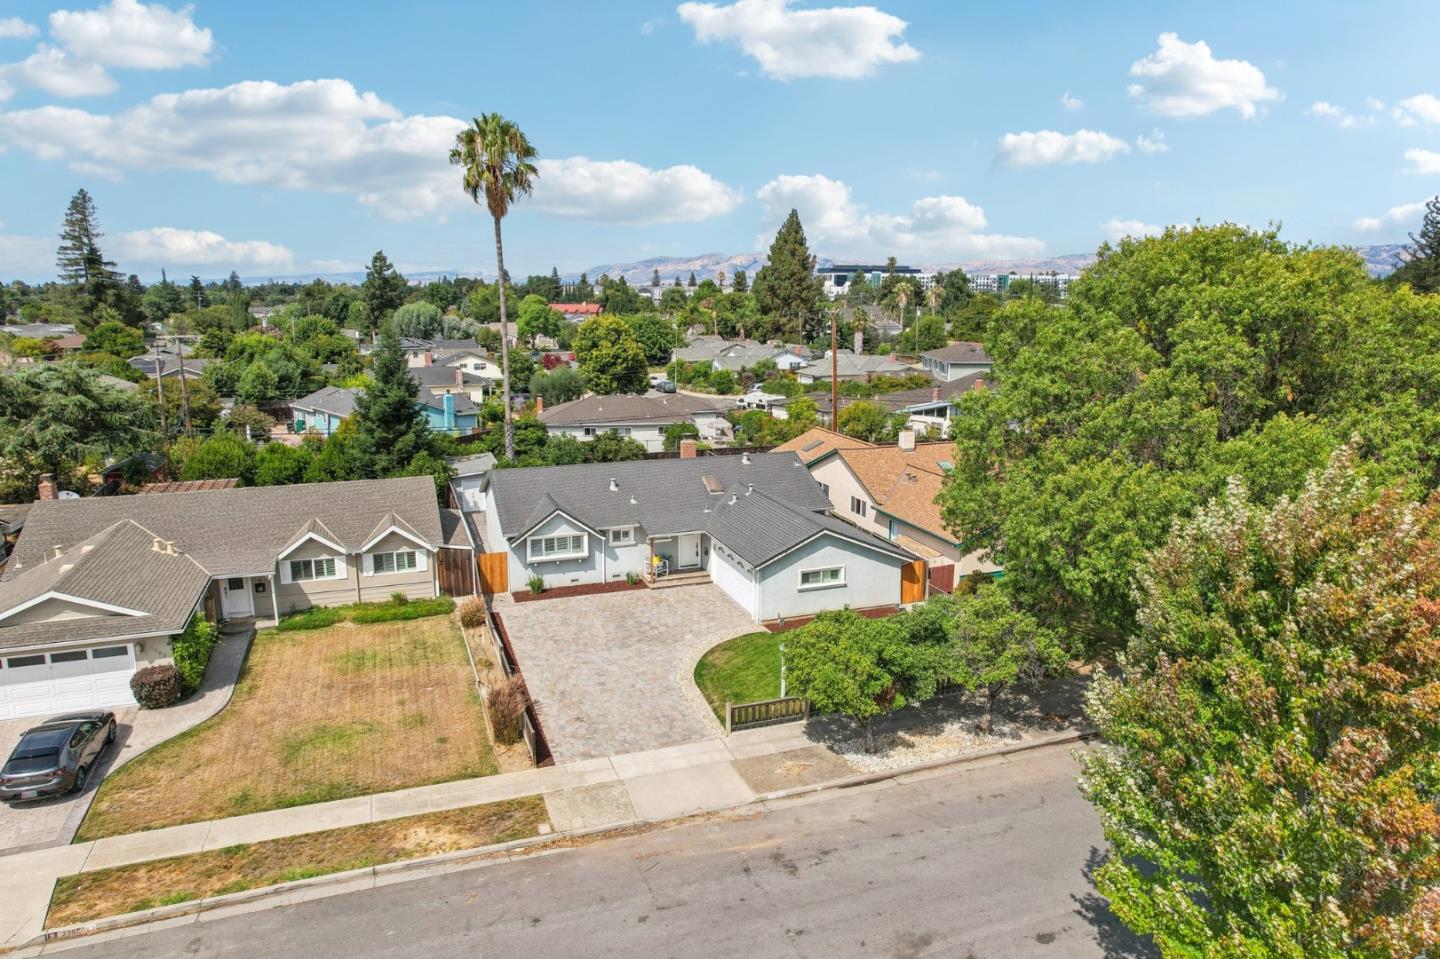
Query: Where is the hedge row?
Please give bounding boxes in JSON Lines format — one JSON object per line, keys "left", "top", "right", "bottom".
{"left": 276, "top": 595, "right": 456, "bottom": 632}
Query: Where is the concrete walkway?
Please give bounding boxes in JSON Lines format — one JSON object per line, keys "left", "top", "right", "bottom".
{"left": 0, "top": 624, "right": 253, "bottom": 857}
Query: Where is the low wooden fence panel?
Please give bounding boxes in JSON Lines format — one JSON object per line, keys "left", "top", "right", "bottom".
{"left": 477, "top": 551, "right": 509, "bottom": 595}
{"left": 726, "top": 696, "right": 810, "bottom": 733}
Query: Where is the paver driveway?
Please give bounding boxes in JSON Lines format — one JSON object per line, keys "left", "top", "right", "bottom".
{"left": 494, "top": 584, "right": 756, "bottom": 762}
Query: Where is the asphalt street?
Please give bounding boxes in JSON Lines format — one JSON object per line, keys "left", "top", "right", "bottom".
{"left": 55, "top": 745, "right": 1154, "bottom": 958}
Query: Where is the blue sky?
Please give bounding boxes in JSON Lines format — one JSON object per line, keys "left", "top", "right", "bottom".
{"left": 1, "top": 0, "right": 1437, "bottom": 282}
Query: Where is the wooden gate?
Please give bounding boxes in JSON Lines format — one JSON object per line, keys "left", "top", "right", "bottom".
{"left": 900, "top": 559, "right": 926, "bottom": 604}
{"left": 477, "top": 551, "right": 509, "bottom": 595}
{"left": 435, "top": 548, "right": 476, "bottom": 597}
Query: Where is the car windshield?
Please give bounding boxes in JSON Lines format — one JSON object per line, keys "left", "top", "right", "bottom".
{"left": 11, "top": 728, "right": 70, "bottom": 760}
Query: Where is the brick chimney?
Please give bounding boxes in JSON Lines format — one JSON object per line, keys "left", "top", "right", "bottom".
{"left": 931, "top": 385, "right": 941, "bottom": 402}
{"left": 898, "top": 430, "right": 916, "bottom": 452}
{"left": 37, "top": 473, "right": 58, "bottom": 501}
{"left": 679, "top": 439, "right": 698, "bottom": 459}
{"left": 421, "top": 351, "right": 433, "bottom": 367}
{"left": 455, "top": 368, "right": 464, "bottom": 388}
{"left": 889, "top": 352, "right": 899, "bottom": 362}
{"left": 535, "top": 395, "right": 544, "bottom": 414}
{"left": 853, "top": 330, "right": 863, "bottom": 354}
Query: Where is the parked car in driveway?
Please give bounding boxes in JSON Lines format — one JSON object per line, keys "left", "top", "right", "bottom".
{"left": 0, "top": 711, "right": 116, "bottom": 803}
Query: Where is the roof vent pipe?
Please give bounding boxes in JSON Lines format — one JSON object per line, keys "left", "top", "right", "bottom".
{"left": 728, "top": 493, "right": 737, "bottom": 505}
{"left": 741, "top": 452, "right": 751, "bottom": 465}
{"left": 609, "top": 478, "right": 618, "bottom": 492}
{"left": 746, "top": 483, "right": 753, "bottom": 495}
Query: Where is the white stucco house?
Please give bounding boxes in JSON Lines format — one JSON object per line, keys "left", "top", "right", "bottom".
{"left": 537, "top": 392, "right": 733, "bottom": 453}
{"left": 480, "top": 452, "right": 919, "bottom": 622}
{"left": 918, "top": 342, "right": 992, "bottom": 382}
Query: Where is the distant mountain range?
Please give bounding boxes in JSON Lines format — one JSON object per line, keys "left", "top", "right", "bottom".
{"left": 228, "top": 244, "right": 1407, "bottom": 287}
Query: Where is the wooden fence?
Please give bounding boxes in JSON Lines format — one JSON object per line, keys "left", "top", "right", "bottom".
{"left": 435, "top": 548, "right": 477, "bottom": 597}
{"left": 477, "top": 551, "right": 509, "bottom": 594}
{"left": 901, "top": 559, "right": 926, "bottom": 604}
{"left": 488, "top": 608, "right": 553, "bottom": 766}
{"left": 928, "top": 562, "right": 956, "bottom": 595}
{"left": 725, "top": 696, "right": 810, "bottom": 733}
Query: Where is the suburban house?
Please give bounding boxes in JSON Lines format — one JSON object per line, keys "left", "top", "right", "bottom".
{"left": 410, "top": 365, "right": 490, "bottom": 405}
{"left": 1, "top": 322, "right": 78, "bottom": 339}
{"left": 0, "top": 476, "right": 473, "bottom": 718}
{"left": 674, "top": 335, "right": 784, "bottom": 373}
{"left": 794, "top": 350, "right": 914, "bottom": 384}
{"left": 434, "top": 347, "right": 504, "bottom": 390}
{"left": 537, "top": 392, "right": 733, "bottom": 452}
{"left": 550, "top": 303, "right": 602, "bottom": 323}
{"left": 291, "top": 385, "right": 357, "bottom": 436}
{"left": 813, "top": 373, "right": 987, "bottom": 437}
{"left": 919, "top": 342, "right": 992, "bottom": 381}
{"left": 479, "top": 452, "right": 919, "bottom": 622}
{"left": 776, "top": 428, "right": 999, "bottom": 587}
{"left": 734, "top": 388, "right": 792, "bottom": 418}
{"left": 447, "top": 451, "right": 496, "bottom": 512}
{"left": 290, "top": 384, "right": 480, "bottom": 436}
{"left": 127, "top": 355, "right": 211, "bottom": 381}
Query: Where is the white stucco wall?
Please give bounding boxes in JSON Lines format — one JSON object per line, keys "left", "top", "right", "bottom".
{"left": 709, "top": 541, "right": 760, "bottom": 619}
{"left": 755, "top": 533, "right": 904, "bottom": 621}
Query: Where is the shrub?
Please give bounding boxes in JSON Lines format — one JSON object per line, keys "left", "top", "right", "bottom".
{"left": 487, "top": 674, "right": 530, "bottom": 745}
{"left": 170, "top": 616, "right": 220, "bottom": 695}
{"left": 527, "top": 575, "right": 544, "bottom": 595}
{"left": 389, "top": 591, "right": 409, "bottom": 605}
{"left": 349, "top": 597, "right": 453, "bottom": 623}
{"left": 130, "top": 664, "right": 182, "bottom": 709}
{"left": 275, "top": 607, "right": 344, "bottom": 632}
{"left": 458, "top": 597, "right": 487, "bottom": 630}
{"left": 625, "top": 571, "right": 641, "bottom": 585}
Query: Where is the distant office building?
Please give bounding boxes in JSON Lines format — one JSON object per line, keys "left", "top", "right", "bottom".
{"left": 816, "top": 264, "right": 935, "bottom": 299}
{"left": 965, "top": 272, "right": 1079, "bottom": 298}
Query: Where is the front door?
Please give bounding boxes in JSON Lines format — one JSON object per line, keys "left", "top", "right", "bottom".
{"left": 220, "top": 577, "right": 254, "bottom": 618}
{"left": 678, "top": 533, "right": 702, "bottom": 569}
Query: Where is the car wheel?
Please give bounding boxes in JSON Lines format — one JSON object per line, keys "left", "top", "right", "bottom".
{"left": 106, "top": 721, "right": 116, "bottom": 745}
{"left": 72, "top": 766, "right": 89, "bottom": 794}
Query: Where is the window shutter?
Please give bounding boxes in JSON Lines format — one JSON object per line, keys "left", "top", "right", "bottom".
{"left": 279, "top": 561, "right": 293, "bottom": 585}
{"left": 362, "top": 554, "right": 374, "bottom": 577}
{"left": 333, "top": 555, "right": 348, "bottom": 579}
{"left": 415, "top": 550, "right": 429, "bottom": 572}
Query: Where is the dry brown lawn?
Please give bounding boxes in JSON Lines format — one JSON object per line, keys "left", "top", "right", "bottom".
{"left": 78, "top": 617, "right": 496, "bottom": 840}
{"left": 49, "top": 797, "right": 548, "bottom": 928}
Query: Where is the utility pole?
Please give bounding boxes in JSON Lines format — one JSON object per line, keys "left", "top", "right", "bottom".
{"left": 173, "top": 334, "right": 193, "bottom": 436}
{"left": 153, "top": 340, "right": 169, "bottom": 474}
{"left": 830, "top": 307, "right": 839, "bottom": 431}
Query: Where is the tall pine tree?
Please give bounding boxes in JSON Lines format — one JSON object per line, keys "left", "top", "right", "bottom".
{"left": 55, "top": 189, "right": 119, "bottom": 322}
{"left": 732, "top": 269, "right": 748, "bottom": 292}
{"left": 1391, "top": 195, "right": 1440, "bottom": 293}
{"left": 752, "top": 209, "right": 823, "bottom": 340}
{"left": 352, "top": 325, "right": 430, "bottom": 476}
{"left": 361, "top": 251, "right": 408, "bottom": 328}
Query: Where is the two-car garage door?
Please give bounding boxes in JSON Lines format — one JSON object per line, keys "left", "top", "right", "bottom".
{"left": 0, "top": 645, "right": 137, "bottom": 720}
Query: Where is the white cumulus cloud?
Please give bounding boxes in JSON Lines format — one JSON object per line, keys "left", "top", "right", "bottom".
{"left": 997, "top": 129, "right": 1130, "bottom": 168}
{"left": 676, "top": 0, "right": 919, "bottom": 80}
{"left": 1, "top": 45, "right": 116, "bottom": 99}
{"left": 1394, "top": 94, "right": 1440, "bottom": 126}
{"left": 0, "top": 17, "right": 39, "bottom": 39}
{"left": 755, "top": 173, "right": 1042, "bottom": 259}
{"left": 1353, "top": 199, "right": 1429, "bottom": 233}
{"left": 1403, "top": 148, "right": 1440, "bottom": 175}
{"left": 1307, "top": 100, "right": 1375, "bottom": 128}
{"left": 1135, "top": 130, "right": 1168, "bottom": 153}
{"left": 532, "top": 157, "right": 743, "bottom": 224}
{"left": 1128, "top": 33, "right": 1280, "bottom": 119}
{"left": 1102, "top": 217, "right": 1162, "bottom": 242}
{"left": 1061, "top": 90, "right": 1083, "bottom": 111}
{"left": 49, "top": 0, "right": 213, "bottom": 69}
{"left": 115, "top": 227, "right": 294, "bottom": 270}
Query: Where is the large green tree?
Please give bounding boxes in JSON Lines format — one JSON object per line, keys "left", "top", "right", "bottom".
{"left": 752, "top": 209, "right": 823, "bottom": 340}
{"left": 572, "top": 316, "right": 648, "bottom": 394}
{"left": 55, "top": 189, "right": 121, "bottom": 326}
{"left": 1389, "top": 195, "right": 1440, "bottom": 294}
{"left": 360, "top": 251, "right": 408, "bottom": 328}
{"left": 450, "top": 113, "right": 538, "bottom": 460}
{"left": 351, "top": 326, "right": 431, "bottom": 476}
{"left": 1082, "top": 445, "right": 1440, "bottom": 958}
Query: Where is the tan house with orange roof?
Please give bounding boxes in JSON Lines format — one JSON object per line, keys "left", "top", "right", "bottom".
{"left": 778, "top": 428, "right": 998, "bottom": 580}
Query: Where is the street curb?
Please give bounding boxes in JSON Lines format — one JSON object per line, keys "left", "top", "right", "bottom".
{"left": 20, "top": 732, "right": 1094, "bottom": 953}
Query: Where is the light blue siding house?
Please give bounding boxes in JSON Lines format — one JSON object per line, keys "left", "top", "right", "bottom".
{"left": 482, "top": 453, "right": 917, "bottom": 621}
{"left": 290, "top": 386, "right": 358, "bottom": 436}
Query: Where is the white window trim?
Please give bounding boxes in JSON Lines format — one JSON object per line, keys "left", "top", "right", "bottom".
{"left": 606, "top": 527, "right": 636, "bottom": 546}
{"left": 527, "top": 532, "right": 588, "bottom": 563}
{"left": 0, "top": 590, "right": 146, "bottom": 623}
{"left": 797, "top": 565, "right": 846, "bottom": 591}
{"left": 278, "top": 530, "right": 346, "bottom": 560}
{"left": 282, "top": 555, "right": 347, "bottom": 583}
{"left": 849, "top": 496, "right": 868, "bottom": 517}
{"left": 360, "top": 524, "right": 431, "bottom": 553}
{"left": 363, "top": 549, "right": 426, "bottom": 576}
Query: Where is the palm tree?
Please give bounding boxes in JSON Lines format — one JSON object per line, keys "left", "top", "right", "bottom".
{"left": 925, "top": 282, "right": 943, "bottom": 316}
{"left": 450, "top": 114, "right": 538, "bottom": 460}
{"left": 892, "top": 281, "right": 914, "bottom": 355}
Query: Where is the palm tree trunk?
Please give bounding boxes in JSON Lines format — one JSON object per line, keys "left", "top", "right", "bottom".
{"left": 492, "top": 214, "right": 513, "bottom": 460}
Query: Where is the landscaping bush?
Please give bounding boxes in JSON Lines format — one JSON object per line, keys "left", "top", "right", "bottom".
{"left": 389, "top": 591, "right": 409, "bottom": 605}
{"left": 349, "top": 596, "right": 454, "bottom": 624}
{"left": 130, "top": 664, "right": 182, "bottom": 709}
{"left": 527, "top": 575, "right": 544, "bottom": 595}
{"left": 487, "top": 674, "right": 530, "bottom": 746}
{"left": 458, "top": 597, "right": 487, "bottom": 630}
{"left": 169, "top": 616, "right": 219, "bottom": 695}
{"left": 275, "top": 607, "right": 345, "bottom": 632}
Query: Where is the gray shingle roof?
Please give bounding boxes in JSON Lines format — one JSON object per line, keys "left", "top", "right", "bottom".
{"left": 799, "top": 351, "right": 913, "bottom": 379}
{"left": 813, "top": 371, "right": 987, "bottom": 413}
{"left": 921, "top": 342, "right": 992, "bottom": 364}
{"left": 446, "top": 452, "right": 496, "bottom": 477}
{"left": 704, "top": 486, "right": 913, "bottom": 567}
{"left": 5, "top": 476, "right": 444, "bottom": 581}
{"left": 291, "top": 386, "right": 359, "bottom": 418}
{"left": 488, "top": 453, "right": 830, "bottom": 543}
{"left": 409, "top": 367, "right": 484, "bottom": 389}
{"left": 539, "top": 392, "right": 725, "bottom": 427}
{"left": 0, "top": 520, "right": 212, "bottom": 650}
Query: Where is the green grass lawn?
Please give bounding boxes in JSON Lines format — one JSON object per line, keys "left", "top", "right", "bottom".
{"left": 693, "top": 631, "right": 784, "bottom": 720}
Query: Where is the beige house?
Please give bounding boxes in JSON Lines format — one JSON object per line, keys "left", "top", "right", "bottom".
{"left": 775, "top": 428, "right": 998, "bottom": 582}
{"left": 0, "top": 477, "right": 473, "bottom": 719}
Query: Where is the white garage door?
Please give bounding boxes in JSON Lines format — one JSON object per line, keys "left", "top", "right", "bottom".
{"left": 0, "top": 645, "right": 137, "bottom": 720}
